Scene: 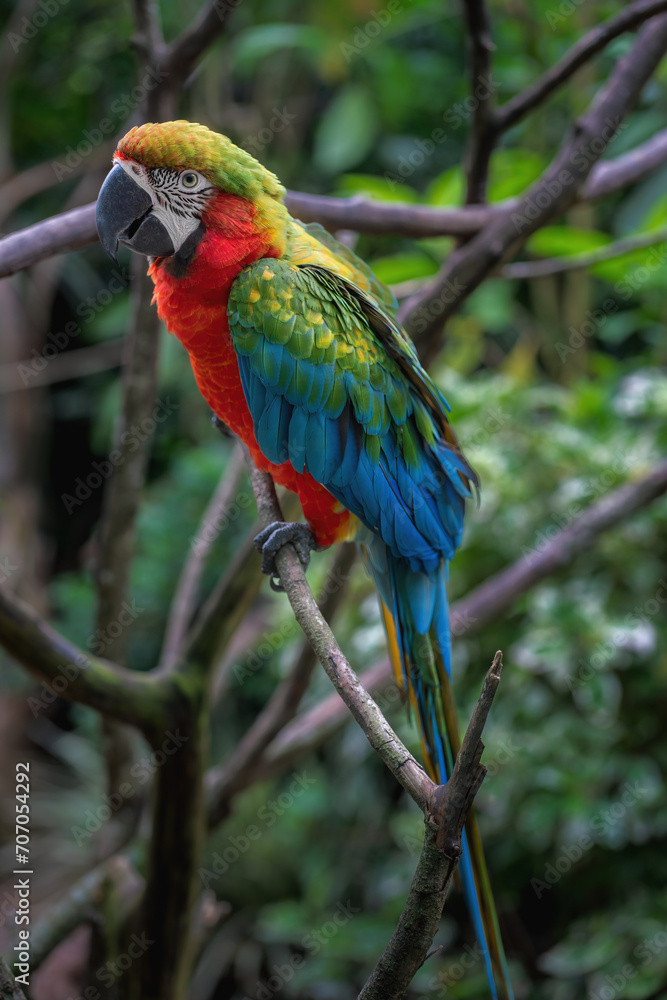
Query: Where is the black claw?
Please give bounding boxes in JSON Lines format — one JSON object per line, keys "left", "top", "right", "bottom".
{"left": 253, "top": 521, "right": 318, "bottom": 591}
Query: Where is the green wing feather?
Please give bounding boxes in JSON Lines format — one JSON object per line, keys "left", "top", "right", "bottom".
{"left": 230, "top": 259, "right": 419, "bottom": 441}
{"left": 293, "top": 219, "right": 398, "bottom": 315}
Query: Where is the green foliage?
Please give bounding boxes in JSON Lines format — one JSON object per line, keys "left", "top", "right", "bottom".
{"left": 314, "top": 84, "right": 380, "bottom": 174}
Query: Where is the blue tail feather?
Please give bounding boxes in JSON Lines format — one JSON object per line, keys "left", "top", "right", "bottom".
{"left": 361, "top": 536, "right": 513, "bottom": 1000}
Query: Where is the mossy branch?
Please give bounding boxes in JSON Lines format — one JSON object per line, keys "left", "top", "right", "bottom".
{"left": 0, "top": 583, "right": 174, "bottom": 738}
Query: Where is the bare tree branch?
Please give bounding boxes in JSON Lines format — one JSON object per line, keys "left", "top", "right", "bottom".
{"left": 93, "top": 264, "right": 161, "bottom": 668}
{"left": 4, "top": 121, "right": 667, "bottom": 280}
{"left": 0, "top": 204, "right": 97, "bottom": 277}
{"left": 0, "top": 146, "right": 114, "bottom": 224}
{"left": 452, "top": 459, "right": 667, "bottom": 633}
{"left": 0, "top": 956, "right": 27, "bottom": 1000}
{"left": 129, "top": 0, "right": 240, "bottom": 122}
{"left": 496, "top": 0, "right": 667, "bottom": 133}
{"left": 400, "top": 16, "right": 667, "bottom": 356}
{"left": 585, "top": 127, "right": 667, "bottom": 199}
{"left": 502, "top": 226, "right": 667, "bottom": 280}
{"left": 30, "top": 854, "right": 143, "bottom": 975}
{"left": 0, "top": 340, "right": 123, "bottom": 396}
{"left": 160, "top": 443, "right": 246, "bottom": 671}
{"left": 286, "top": 190, "right": 494, "bottom": 236}
{"left": 358, "top": 654, "right": 504, "bottom": 1000}
{"left": 130, "top": 0, "right": 165, "bottom": 64}
{"left": 358, "top": 823, "right": 451, "bottom": 1000}
{"left": 460, "top": 0, "right": 496, "bottom": 204}
{"left": 161, "top": 0, "right": 237, "bottom": 83}
{"left": 0, "top": 583, "right": 171, "bottom": 734}
{"left": 206, "top": 543, "right": 356, "bottom": 827}
{"left": 245, "top": 454, "right": 436, "bottom": 814}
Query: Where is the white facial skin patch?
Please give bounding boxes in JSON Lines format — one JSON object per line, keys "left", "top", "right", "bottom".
{"left": 116, "top": 157, "right": 215, "bottom": 253}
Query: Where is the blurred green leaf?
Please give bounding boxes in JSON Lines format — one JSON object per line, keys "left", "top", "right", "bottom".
{"left": 314, "top": 84, "right": 379, "bottom": 174}
{"left": 369, "top": 251, "right": 437, "bottom": 285}
{"left": 425, "top": 166, "right": 465, "bottom": 206}
{"left": 337, "top": 173, "right": 418, "bottom": 202}
{"left": 233, "top": 23, "right": 329, "bottom": 70}
{"left": 488, "top": 149, "right": 548, "bottom": 201}
{"left": 527, "top": 226, "right": 611, "bottom": 258}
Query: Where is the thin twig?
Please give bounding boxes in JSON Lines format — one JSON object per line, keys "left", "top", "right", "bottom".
{"left": 93, "top": 264, "right": 161, "bottom": 666}
{"left": 388, "top": 222, "right": 665, "bottom": 294}
{"left": 451, "top": 652, "right": 501, "bottom": 784}
{"left": 246, "top": 454, "right": 436, "bottom": 814}
{"left": 433, "top": 651, "right": 501, "bottom": 854}
{"left": 400, "top": 16, "right": 667, "bottom": 357}
{"left": 585, "top": 127, "right": 667, "bottom": 199}
{"left": 160, "top": 443, "right": 246, "bottom": 671}
{"left": 502, "top": 226, "right": 667, "bottom": 280}
{"left": 358, "top": 654, "right": 504, "bottom": 1000}
{"left": 453, "top": 459, "right": 667, "bottom": 632}
{"left": 0, "top": 340, "right": 123, "bottom": 394}
{"left": 30, "top": 854, "right": 144, "bottom": 974}
{"left": 206, "top": 544, "right": 357, "bottom": 827}
{"left": 496, "top": 0, "right": 667, "bottom": 133}
{"left": 460, "top": 0, "right": 496, "bottom": 204}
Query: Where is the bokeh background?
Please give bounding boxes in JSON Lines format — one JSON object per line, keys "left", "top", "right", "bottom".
{"left": 1, "top": 0, "right": 667, "bottom": 998}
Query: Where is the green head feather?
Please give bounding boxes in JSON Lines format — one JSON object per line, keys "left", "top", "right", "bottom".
{"left": 116, "top": 120, "right": 286, "bottom": 203}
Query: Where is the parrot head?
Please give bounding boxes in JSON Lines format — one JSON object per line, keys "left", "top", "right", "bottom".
{"left": 96, "top": 120, "right": 286, "bottom": 263}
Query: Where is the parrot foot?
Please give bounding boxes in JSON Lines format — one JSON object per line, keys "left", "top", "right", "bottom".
{"left": 253, "top": 521, "right": 318, "bottom": 592}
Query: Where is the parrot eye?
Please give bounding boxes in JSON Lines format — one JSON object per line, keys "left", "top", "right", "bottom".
{"left": 180, "top": 171, "right": 200, "bottom": 189}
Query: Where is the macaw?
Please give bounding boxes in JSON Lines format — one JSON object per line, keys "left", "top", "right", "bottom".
{"left": 96, "top": 120, "right": 512, "bottom": 999}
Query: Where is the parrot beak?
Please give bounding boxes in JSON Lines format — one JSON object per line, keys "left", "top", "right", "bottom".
{"left": 96, "top": 164, "right": 175, "bottom": 263}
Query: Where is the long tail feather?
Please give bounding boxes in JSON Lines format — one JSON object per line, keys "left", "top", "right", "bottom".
{"left": 433, "top": 639, "right": 514, "bottom": 1000}
{"left": 365, "top": 539, "right": 513, "bottom": 1000}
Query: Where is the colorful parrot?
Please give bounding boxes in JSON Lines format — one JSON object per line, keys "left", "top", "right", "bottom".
{"left": 95, "top": 120, "right": 512, "bottom": 999}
